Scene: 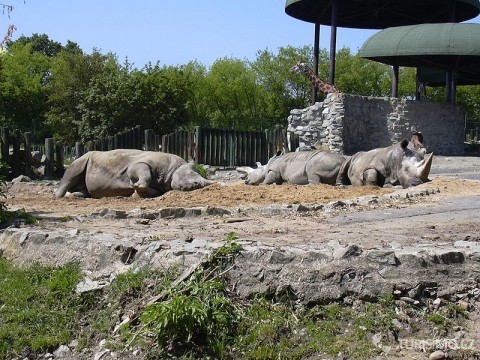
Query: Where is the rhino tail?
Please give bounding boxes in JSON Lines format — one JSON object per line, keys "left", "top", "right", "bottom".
{"left": 335, "top": 156, "right": 352, "bottom": 186}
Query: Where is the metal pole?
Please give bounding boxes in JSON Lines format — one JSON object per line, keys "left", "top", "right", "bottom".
{"left": 446, "top": 70, "right": 452, "bottom": 103}
{"left": 392, "top": 65, "right": 399, "bottom": 98}
{"left": 312, "top": 23, "right": 320, "bottom": 104}
{"left": 329, "top": 0, "right": 337, "bottom": 85}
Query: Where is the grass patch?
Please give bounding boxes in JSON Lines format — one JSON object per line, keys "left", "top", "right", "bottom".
{"left": 194, "top": 163, "right": 209, "bottom": 179}
{"left": 0, "top": 258, "right": 82, "bottom": 358}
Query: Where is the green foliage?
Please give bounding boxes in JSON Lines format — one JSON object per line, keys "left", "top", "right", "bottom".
{"left": 140, "top": 233, "right": 241, "bottom": 358}
{"left": 0, "top": 42, "right": 51, "bottom": 137}
{"left": 232, "top": 298, "right": 396, "bottom": 359}
{"left": 2, "top": 31, "right": 480, "bottom": 151}
{"left": 46, "top": 48, "right": 107, "bottom": 144}
{"left": 253, "top": 45, "right": 315, "bottom": 115}
{"left": 0, "top": 207, "right": 37, "bottom": 225}
{"left": 335, "top": 47, "right": 392, "bottom": 97}
{"left": 8, "top": 33, "right": 63, "bottom": 57}
{"left": 0, "top": 259, "right": 82, "bottom": 358}
{"left": 76, "top": 267, "right": 174, "bottom": 350}
{"left": 194, "top": 163, "right": 209, "bottom": 179}
{"left": 426, "top": 302, "right": 468, "bottom": 332}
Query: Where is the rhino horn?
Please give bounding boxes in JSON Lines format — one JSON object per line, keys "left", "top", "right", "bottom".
{"left": 236, "top": 166, "right": 254, "bottom": 175}
{"left": 417, "top": 152, "right": 433, "bottom": 181}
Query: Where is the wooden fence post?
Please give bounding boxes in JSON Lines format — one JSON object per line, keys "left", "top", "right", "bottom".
{"left": 12, "top": 129, "right": 21, "bottom": 177}
{"left": 145, "top": 129, "right": 155, "bottom": 151}
{"left": 24, "top": 132, "right": 33, "bottom": 178}
{"left": 114, "top": 134, "right": 121, "bottom": 149}
{"left": 1, "top": 127, "right": 10, "bottom": 174}
{"left": 194, "top": 126, "right": 201, "bottom": 164}
{"left": 75, "top": 142, "right": 84, "bottom": 158}
{"left": 55, "top": 142, "right": 64, "bottom": 175}
{"left": 44, "top": 138, "right": 55, "bottom": 178}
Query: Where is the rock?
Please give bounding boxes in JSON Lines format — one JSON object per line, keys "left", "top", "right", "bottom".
{"left": 457, "top": 300, "right": 470, "bottom": 311}
{"left": 53, "top": 345, "right": 71, "bottom": 358}
{"left": 333, "top": 244, "right": 363, "bottom": 259}
{"left": 159, "top": 207, "right": 186, "bottom": 218}
{"left": 97, "top": 209, "right": 127, "bottom": 219}
{"left": 429, "top": 350, "right": 446, "bottom": 360}
{"left": 76, "top": 278, "right": 108, "bottom": 294}
{"left": 11, "top": 175, "right": 31, "bottom": 183}
{"left": 367, "top": 250, "right": 397, "bottom": 265}
{"left": 205, "top": 206, "right": 231, "bottom": 216}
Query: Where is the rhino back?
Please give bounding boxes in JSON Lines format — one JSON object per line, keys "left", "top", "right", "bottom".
{"left": 85, "top": 150, "right": 186, "bottom": 197}
{"left": 269, "top": 151, "right": 344, "bottom": 185}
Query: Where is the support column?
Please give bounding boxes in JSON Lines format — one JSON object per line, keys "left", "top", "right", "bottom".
{"left": 329, "top": 0, "right": 337, "bottom": 85}
{"left": 446, "top": 70, "right": 452, "bottom": 103}
{"left": 312, "top": 23, "right": 320, "bottom": 105}
{"left": 392, "top": 65, "right": 399, "bottom": 98}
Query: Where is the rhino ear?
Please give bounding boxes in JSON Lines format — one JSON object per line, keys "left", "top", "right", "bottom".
{"left": 236, "top": 166, "right": 254, "bottom": 175}
{"left": 256, "top": 162, "right": 263, "bottom": 168}
{"left": 400, "top": 139, "right": 409, "bottom": 149}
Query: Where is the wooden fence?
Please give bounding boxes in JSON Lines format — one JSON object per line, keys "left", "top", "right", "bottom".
{"left": 0, "top": 125, "right": 299, "bottom": 179}
{"left": 162, "top": 125, "right": 299, "bottom": 167}
{"left": 466, "top": 128, "right": 480, "bottom": 143}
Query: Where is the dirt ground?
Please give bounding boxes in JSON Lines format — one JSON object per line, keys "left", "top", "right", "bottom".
{"left": 2, "top": 155, "right": 480, "bottom": 250}
{"left": 4, "top": 155, "right": 480, "bottom": 219}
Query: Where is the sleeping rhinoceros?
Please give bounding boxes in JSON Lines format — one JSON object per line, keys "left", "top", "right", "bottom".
{"left": 237, "top": 150, "right": 346, "bottom": 185}
{"left": 55, "top": 149, "right": 213, "bottom": 198}
{"left": 336, "top": 139, "right": 433, "bottom": 188}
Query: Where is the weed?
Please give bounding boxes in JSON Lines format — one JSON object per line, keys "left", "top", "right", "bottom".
{"left": 139, "top": 233, "right": 242, "bottom": 358}
{"left": 194, "top": 163, "right": 209, "bottom": 179}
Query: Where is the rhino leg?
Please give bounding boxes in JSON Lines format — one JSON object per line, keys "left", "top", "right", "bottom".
{"left": 171, "top": 163, "right": 213, "bottom": 191}
{"left": 363, "top": 169, "right": 385, "bottom": 187}
{"left": 65, "top": 189, "right": 89, "bottom": 198}
{"left": 263, "top": 170, "right": 283, "bottom": 185}
{"left": 127, "top": 162, "right": 153, "bottom": 197}
{"left": 55, "top": 154, "right": 90, "bottom": 198}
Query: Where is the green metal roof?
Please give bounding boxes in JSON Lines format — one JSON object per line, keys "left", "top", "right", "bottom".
{"left": 359, "top": 23, "right": 480, "bottom": 85}
{"left": 285, "top": 0, "right": 480, "bottom": 29}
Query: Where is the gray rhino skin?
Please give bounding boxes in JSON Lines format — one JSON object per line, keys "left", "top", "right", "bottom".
{"left": 336, "top": 139, "right": 433, "bottom": 188}
{"left": 55, "top": 149, "right": 212, "bottom": 199}
{"left": 237, "top": 150, "right": 346, "bottom": 185}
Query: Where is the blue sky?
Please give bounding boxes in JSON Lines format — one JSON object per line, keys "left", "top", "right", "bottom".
{"left": 4, "top": 1, "right": 480, "bottom": 69}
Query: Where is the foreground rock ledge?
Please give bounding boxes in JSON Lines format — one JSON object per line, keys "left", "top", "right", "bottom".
{"left": 1, "top": 224, "right": 479, "bottom": 304}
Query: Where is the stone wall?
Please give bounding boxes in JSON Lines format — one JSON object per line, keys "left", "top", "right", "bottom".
{"left": 287, "top": 93, "right": 466, "bottom": 155}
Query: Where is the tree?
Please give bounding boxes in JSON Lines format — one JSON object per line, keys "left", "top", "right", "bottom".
{"left": 335, "top": 48, "right": 391, "bottom": 97}
{"left": 46, "top": 47, "right": 107, "bottom": 143}
{"left": 8, "top": 33, "right": 62, "bottom": 57}
{"left": 253, "top": 45, "right": 316, "bottom": 113}
{"left": 200, "top": 57, "right": 265, "bottom": 130}
{"left": 76, "top": 58, "right": 192, "bottom": 142}
{"left": 0, "top": 42, "right": 50, "bottom": 137}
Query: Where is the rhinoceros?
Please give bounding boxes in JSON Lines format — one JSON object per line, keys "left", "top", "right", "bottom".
{"left": 55, "top": 149, "right": 213, "bottom": 198}
{"left": 336, "top": 139, "right": 433, "bottom": 188}
{"left": 237, "top": 150, "right": 346, "bottom": 185}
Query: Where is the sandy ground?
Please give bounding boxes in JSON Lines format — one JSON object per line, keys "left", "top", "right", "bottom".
{"left": 3, "top": 156, "right": 479, "bottom": 215}
{"left": 3, "top": 155, "right": 480, "bottom": 248}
